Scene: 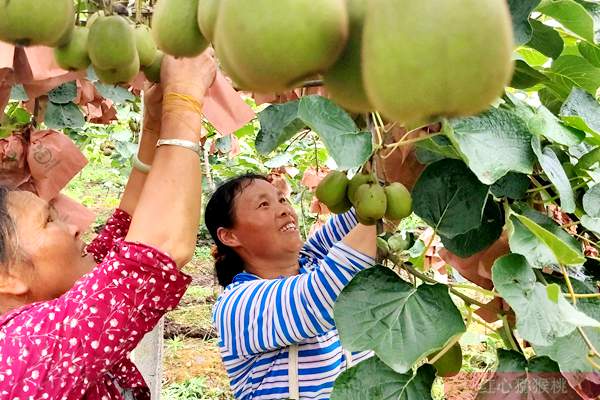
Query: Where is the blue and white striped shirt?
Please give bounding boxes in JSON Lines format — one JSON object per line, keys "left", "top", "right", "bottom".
{"left": 213, "top": 211, "right": 375, "bottom": 400}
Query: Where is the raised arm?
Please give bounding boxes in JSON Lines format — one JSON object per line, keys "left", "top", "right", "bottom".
{"left": 214, "top": 224, "right": 376, "bottom": 357}
{"left": 125, "top": 52, "right": 216, "bottom": 267}
{"left": 300, "top": 209, "right": 359, "bottom": 261}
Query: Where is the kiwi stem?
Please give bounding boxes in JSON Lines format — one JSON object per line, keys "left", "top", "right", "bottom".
{"left": 501, "top": 314, "right": 522, "bottom": 353}
{"left": 135, "top": 0, "right": 142, "bottom": 23}
{"left": 380, "top": 132, "right": 445, "bottom": 160}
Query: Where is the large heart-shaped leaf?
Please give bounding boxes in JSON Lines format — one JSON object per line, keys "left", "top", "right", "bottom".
{"left": 531, "top": 136, "right": 577, "bottom": 212}
{"left": 334, "top": 266, "right": 466, "bottom": 374}
{"left": 493, "top": 254, "right": 599, "bottom": 346}
{"left": 412, "top": 159, "right": 490, "bottom": 238}
{"left": 510, "top": 206, "right": 585, "bottom": 266}
{"left": 477, "top": 349, "right": 580, "bottom": 399}
{"left": 447, "top": 108, "right": 535, "bottom": 185}
{"left": 331, "top": 359, "right": 436, "bottom": 400}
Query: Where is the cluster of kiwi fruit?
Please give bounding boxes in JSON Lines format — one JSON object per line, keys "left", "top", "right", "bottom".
{"left": 197, "top": 0, "right": 514, "bottom": 126}
{"left": 0, "top": 0, "right": 162, "bottom": 85}
{"left": 315, "top": 170, "right": 412, "bottom": 226}
{"left": 1, "top": 0, "right": 515, "bottom": 124}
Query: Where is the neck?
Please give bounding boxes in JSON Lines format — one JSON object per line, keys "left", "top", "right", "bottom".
{"left": 0, "top": 295, "right": 27, "bottom": 316}
{"left": 244, "top": 254, "right": 300, "bottom": 280}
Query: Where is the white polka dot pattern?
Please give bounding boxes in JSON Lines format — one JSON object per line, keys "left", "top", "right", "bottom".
{"left": 0, "top": 209, "right": 191, "bottom": 399}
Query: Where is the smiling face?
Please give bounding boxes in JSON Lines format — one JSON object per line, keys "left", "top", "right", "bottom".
{"left": 4, "top": 191, "right": 95, "bottom": 302}
{"left": 218, "top": 179, "right": 304, "bottom": 273}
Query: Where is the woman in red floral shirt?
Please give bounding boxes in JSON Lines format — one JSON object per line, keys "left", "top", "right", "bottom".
{"left": 0, "top": 51, "right": 216, "bottom": 399}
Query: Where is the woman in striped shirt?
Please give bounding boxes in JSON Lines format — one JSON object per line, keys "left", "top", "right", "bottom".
{"left": 206, "top": 174, "right": 376, "bottom": 400}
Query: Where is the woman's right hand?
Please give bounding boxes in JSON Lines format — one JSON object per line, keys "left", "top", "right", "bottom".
{"left": 159, "top": 51, "right": 216, "bottom": 141}
{"left": 161, "top": 50, "right": 216, "bottom": 100}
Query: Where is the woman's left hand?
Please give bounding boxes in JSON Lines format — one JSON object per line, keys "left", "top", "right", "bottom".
{"left": 137, "top": 82, "right": 164, "bottom": 164}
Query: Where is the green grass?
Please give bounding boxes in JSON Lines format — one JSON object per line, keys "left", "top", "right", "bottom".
{"left": 162, "top": 377, "right": 233, "bottom": 400}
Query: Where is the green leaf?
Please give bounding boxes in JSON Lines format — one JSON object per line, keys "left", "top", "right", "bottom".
{"left": 508, "top": 206, "right": 585, "bottom": 268}
{"left": 48, "top": 81, "right": 77, "bottom": 104}
{"left": 560, "top": 88, "right": 600, "bottom": 138}
{"left": 581, "top": 215, "right": 600, "bottom": 235}
{"left": 578, "top": 41, "right": 600, "bottom": 67}
{"left": 527, "top": 106, "right": 585, "bottom": 146}
{"left": 331, "top": 359, "right": 436, "bottom": 400}
{"left": 539, "top": 87, "right": 565, "bottom": 115}
{"left": 534, "top": 296, "right": 600, "bottom": 395}
{"left": 527, "top": 19, "right": 565, "bottom": 59}
{"left": 583, "top": 183, "right": 600, "bottom": 216}
{"left": 546, "top": 55, "right": 600, "bottom": 98}
{"left": 412, "top": 159, "right": 490, "bottom": 238}
{"left": 44, "top": 102, "right": 85, "bottom": 130}
{"left": 493, "top": 254, "right": 599, "bottom": 346}
{"left": 414, "top": 135, "right": 461, "bottom": 164}
{"left": 547, "top": 283, "right": 562, "bottom": 303}
{"left": 256, "top": 96, "right": 372, "bottom": 169}
{"left": 510, "top": 60, "right": 548, "bottom": 89}
{"left": 538, "top": 0, "right": 599, "bottom": 43}
{"left": 9, "top": 84, "right": 28, "bottom": 101}
{"left": 440, "top": 199, "right": 503, "bottom": 258}
{"left": 298, "top": 96, "right": 372, "bottom": 170}
{"left": 255, "top": 100, "right": 304, "bottom": 154}
{"left": 447, "top": 108, "right": 535, "bottom": 185}
{"left": 531, "top": 136, "right": 577, "bottom": 212}
{"left": 511, "top": 209, "right": 585, "bottom": 265}
{"left": 490, "top": 172, "right": 531, "bottom": 199}
{"left": 334, "top": 266, "right": 466, "bottom": 374}
{"left": 476, "top": 349, "right": 579, "bottom": 399}
{"left": 508, "top": 0, "right": 542, "bottom": 45}
{"left": 94, "top": 82, "right": 135, "bottom": 104}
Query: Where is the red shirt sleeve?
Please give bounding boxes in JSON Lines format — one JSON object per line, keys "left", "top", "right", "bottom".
{"left": 86, "top": 209, "right": 132, "bottom": 263}
{"left": 0, "top": 240, "right": 191, "bottom": 399}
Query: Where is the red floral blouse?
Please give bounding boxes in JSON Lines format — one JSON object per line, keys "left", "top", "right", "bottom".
{"left": 0, "top": 209, "right": 191, "bottom": 399}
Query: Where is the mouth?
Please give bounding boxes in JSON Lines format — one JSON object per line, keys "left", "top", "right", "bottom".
{"left": 279, "top": 221, "right": 298, "bottom": 233}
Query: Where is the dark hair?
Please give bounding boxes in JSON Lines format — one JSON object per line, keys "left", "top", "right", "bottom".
{"left": 204, "top": 174, "right": 269, "bottom": 287}
{"left": 0, "top": 186, "right": 16, "bottom": 271}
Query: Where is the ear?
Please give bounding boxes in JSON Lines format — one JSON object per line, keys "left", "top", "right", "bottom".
{"left": 217, "top": 227, "right": 242, "bottom": 248}
{"left": 0, "top": 270, "right": 29, "bottom": 296}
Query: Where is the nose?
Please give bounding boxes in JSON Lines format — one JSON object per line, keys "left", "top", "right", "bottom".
{"left": 66, "top": 222, "right": 81, "bottom": 239}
